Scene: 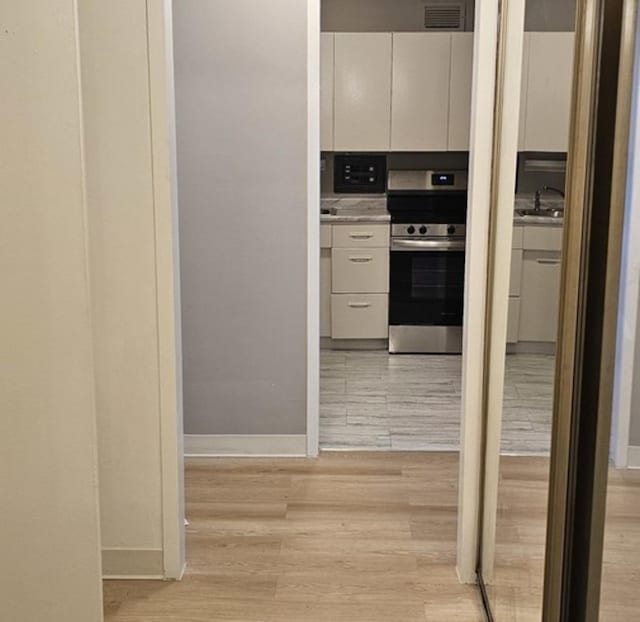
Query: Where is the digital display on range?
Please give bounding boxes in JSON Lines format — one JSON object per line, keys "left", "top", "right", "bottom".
{"left": 432, "top": 173, "right": 455, "bottom": 186}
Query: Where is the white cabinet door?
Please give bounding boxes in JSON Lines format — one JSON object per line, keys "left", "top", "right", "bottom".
{"left": 320, "top": 249, "right": 331, "bottom": 337}
{"left": 507, "top": 297, "right": 521, "bottom": 344}
{"left": 320, "top": 33, "right": 334, "bottom": 151}
{"left": 391, "top": 33, "right": 450, "bottom": 151}
{"left": 448, "top": 33, "right": 474, "bottom": 151}
{"left": 521, "top": 32, "right": 575, "bottom": 152}
{"left": 510, "top": 249, "right": 523, "bottom": 297}
{"left": 519, "top": 251, "right": 562, "bottom": 342}
{"left": 334, "top": 33, "right": 392, "bottom": 151}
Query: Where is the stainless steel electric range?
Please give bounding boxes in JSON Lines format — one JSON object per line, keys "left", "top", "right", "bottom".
{"left": 387, "top": 169, "right": 468, "bottom": 354}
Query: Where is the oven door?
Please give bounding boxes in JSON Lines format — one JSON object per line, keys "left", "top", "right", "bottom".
{"left": 389, "top": 239, "right": 465, "bottom": 327}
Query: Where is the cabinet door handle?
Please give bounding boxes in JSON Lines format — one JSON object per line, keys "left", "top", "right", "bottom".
{"left": 349, "top": 232, "right": 374, "bottom": 239}
{"left": 348, "top": 255, "right": 373, "bottom": 263}
{"left": 536, "top": 259, "right": 561, "bottom": 265}
{"left": 348, "top": 302, "right": 372, "bottom": 308}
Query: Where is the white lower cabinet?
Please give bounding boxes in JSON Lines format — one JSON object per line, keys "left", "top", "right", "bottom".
{"left": 320, "top": 249, "right": 331, "bottom": 337}
{"left": 331, "top": 294, "right": 388, "bottom": 339}
{"left": 510, "top": 249, "right": 523, "bottom": 297}
{"left": 323, "top": 223, "right": 390, "bottom": 341}
{"left": 519, "top": 250, "right": 562, "bottom": 342}
{"left": 320, "top": 224, "right": 332, "bottom": 338}
{"left": 507, "top": 297, "right": 521, "bottom": 344}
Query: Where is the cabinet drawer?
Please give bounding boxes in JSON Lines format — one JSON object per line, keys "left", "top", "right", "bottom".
{"left": 332, "top": 247, "right": 389, "bottom": 294}
{"left": 507, "top": 297, "right": 521, "bottom": 344}
{"left": 320, "top": 224, "right": 332, "bottom": 249}
{"left": 332, "top": 224, "right": 390, "bottom": 248}
{"left": 331, "top": 294, "right": 388, "bottom": 339}
{"left": 523, "top": 226, "right": 563, "bottom": 251}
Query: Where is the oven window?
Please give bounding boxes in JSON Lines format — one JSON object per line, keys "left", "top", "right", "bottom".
{"left": 390, "top": 251, "right": 465, "bottom": 326}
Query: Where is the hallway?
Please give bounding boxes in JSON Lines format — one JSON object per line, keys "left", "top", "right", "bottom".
{"left": 104, "top": 452, "right": 485, "bottom": 621}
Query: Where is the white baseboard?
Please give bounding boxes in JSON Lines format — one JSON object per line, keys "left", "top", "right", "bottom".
{"left": 628, "top": 446, "right": 640, "bottom": 468}
{"left": 102, "top": 548, "right": 164, "bottom": 579}
{"left": 184, "top": 434, "right": 307, "bottom": 457}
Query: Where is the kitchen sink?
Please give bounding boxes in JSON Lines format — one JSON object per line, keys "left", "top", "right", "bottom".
{"left": 517, "top": 208, "right": 564, "bottom": 219}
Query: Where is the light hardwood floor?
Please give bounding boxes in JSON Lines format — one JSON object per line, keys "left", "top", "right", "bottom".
{"left": 320, "top": 351, "right": 554, "bottom": 454}
{"left": 104, "top": 452, "right": 486, "bottom": 622}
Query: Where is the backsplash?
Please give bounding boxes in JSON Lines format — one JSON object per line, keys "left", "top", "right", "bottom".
{"left": 323, "top": 151, "right": 566, "bottom": 200}
{"left": 321, "top": 152, "right": 470, "bottom": 195}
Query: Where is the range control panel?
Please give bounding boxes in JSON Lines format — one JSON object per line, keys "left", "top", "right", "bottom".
{"left": 334, "top": 154, "right": 386, "bottom": 194}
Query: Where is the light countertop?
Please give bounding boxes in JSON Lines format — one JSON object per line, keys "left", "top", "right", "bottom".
{"left": 321, "top": 196, "right": 390, "bottom": 223}
{"left": 320, "top": 195, "right": 565, "bottom": 226}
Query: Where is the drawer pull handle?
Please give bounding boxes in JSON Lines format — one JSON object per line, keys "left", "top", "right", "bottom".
{"left": 349, "top": 256, "right": 373, "bottom": 263}
{"left": 536, "top": 259, "right": 561, "bottom": 265}
{"left": 349, "top": 233, "right": 374, "bottom": 239}
{"left": 348, "top": 302, "right": 372, "bottom": 308}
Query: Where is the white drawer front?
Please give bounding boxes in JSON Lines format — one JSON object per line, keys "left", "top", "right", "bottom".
{"left": 331, "top": 294, "right": 388, "bottom": 339}
{"left": 332, "top": 224, "right": 390, "bottom": 248}
{"left": 523, "top": 225, "right": 563, "bottom": 251}
{"left": 331, "top": 247, "right": 389, "bottom": 294}
{"left": 320, "top": 224, "right": 332, "bottom": 249}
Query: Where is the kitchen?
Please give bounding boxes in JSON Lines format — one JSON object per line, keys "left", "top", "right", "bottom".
{"left": 318, "top": 1, "right": 574, "bottom": 453}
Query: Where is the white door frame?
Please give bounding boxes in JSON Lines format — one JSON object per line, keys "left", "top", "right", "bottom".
{"left": 147, "top": 0, "right": 186, "bottom": 579}
{"left": 455, "top": 0, "right": 500, "bottom": 583}
{"left": 307, "top": 0, "right": 321, "bottom": 458}
{"left": 457, "top": 0, "right": 526, "bottom": 583}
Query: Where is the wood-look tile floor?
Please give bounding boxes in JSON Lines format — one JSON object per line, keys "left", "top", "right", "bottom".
{"left": 104, "top": 452, "right": 486, "bottom": 622}
{"left": 320, "top": 351, "right": 554, "bottom": 454}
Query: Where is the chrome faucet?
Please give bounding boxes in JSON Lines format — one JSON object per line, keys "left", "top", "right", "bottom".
{"left": 534, "top": 186, "right": 566, "bottom": 211}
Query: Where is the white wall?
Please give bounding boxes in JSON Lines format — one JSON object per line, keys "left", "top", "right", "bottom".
{"left": 79, "top": 0, "right": 184, "bottom": 577}
{"left": 0, "top": 2, "right": 103, "bottom": 621}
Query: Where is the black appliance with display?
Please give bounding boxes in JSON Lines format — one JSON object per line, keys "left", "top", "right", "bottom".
{"left": 334, "top": 154, "right": 387, "bottom": 194}
{"left": 387, "top": 170, "right": 468, "bottom": 354}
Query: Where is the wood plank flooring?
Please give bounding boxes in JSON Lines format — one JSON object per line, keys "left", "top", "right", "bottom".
{"left": 320, "top": 351, "right": 554, "bottom": 454}
{"left": 104, "top": 453, "right": 640, "bottom": 621}
{"left": 104, "top": 452, "right": 486, "bottom": 622}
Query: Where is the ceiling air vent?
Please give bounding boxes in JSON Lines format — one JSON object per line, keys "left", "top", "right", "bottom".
{"left": 424, "top": 3, "right": 465, "bottom": 31}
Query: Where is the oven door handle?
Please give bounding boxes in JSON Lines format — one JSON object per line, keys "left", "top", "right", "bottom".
{"left": 391, "top": 239, "right": 466, "bottom": 252}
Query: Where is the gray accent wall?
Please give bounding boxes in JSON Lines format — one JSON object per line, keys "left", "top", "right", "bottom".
{"left": 173, "top": 0, "right": 308, "bottom": 435}
{"left": 321, "top": 0, "right": 576, "bottom": 32}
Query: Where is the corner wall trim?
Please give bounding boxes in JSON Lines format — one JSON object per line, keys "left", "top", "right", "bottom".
{"left": 184, "top": 434, "right": 307, "bottom": 457}
{"left": 628, "top": 446, "right": 640, "bottom": 468}
{"left": 102, "top": 548, "right": 164, "bottom": 579}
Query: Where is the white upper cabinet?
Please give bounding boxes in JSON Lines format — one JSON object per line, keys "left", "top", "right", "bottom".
{"left": 448, "top": 33, "right": 474, "bottom": 151}
{"left": 520, "top": 32, "right": 575, "bottom": 152}
{"left": 334, "top": 33, "right": 392, "bottom": 151}
{"left": 391, "top": 33, "right": 450, "bottom": 151}
{"left": 320, "top": 33, "right": 335, "bottom": 151}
